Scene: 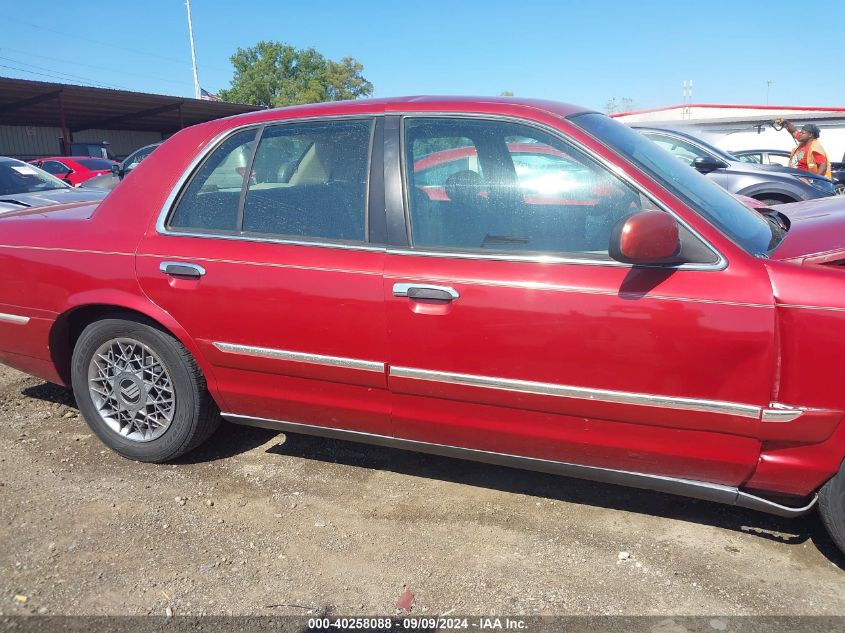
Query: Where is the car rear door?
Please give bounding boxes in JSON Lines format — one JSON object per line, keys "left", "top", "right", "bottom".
{"left": 382, "top": 114, "right": 776, "bottom": 486}
{"left": 136, "top": 116, "right": 391, "bottom": 436}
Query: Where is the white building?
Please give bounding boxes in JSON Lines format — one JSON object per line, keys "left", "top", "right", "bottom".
{"left": 612, "top": 104, "right": 845, "bottom": 164}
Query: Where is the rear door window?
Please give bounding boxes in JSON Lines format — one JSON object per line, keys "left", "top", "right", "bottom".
{"left": 241, "top": 119, "right": 372, "bottom": 242}
{"left": 167, "top": 129, "right": 259, "bottom": 233}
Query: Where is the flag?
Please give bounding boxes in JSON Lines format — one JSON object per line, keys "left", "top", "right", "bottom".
{"left": 200, "top": 88, "right": 222, "bottom": 102}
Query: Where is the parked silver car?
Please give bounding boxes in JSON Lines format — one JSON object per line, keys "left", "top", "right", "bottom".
{"left": 634, "top": 127, "right": 836, "bottom": 204}
{"left": 0, "top": 157, "right": 107, "bottom": 213}
{"left": 80, "top": 142, "right": 161, "bottom": 191}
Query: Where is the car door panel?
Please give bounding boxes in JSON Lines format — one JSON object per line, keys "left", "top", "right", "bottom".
{"left": 384, "top": 116, "right": 776, "bottom": 486}
{"left": 137, "top": 238, "right": 390, "bottom": 435}
{"left": 136, "top": 116, "right": 391, "bottom": 436}
{"left": 385, "top": 254, "right": 774, "bottom": 485}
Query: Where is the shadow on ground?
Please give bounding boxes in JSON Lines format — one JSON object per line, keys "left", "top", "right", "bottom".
{"left": 18, "top": 381, "right": 845, "bottom": 570}
{"left": 266, "top": 431, "right": 845, "bottom": 570}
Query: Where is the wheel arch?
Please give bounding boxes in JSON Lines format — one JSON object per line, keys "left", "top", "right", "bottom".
{"left": 48, "top": 293, "right": 221, "bottom": 403}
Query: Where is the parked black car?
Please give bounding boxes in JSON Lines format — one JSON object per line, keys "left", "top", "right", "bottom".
{"left": 634, "top": 127, "right": 836, "bottom": 204}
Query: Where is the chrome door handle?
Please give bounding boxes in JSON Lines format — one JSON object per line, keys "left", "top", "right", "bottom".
{"left": 160, "top": 261, "right": 206, "bottom": 278}
{"left": 393, "top": 283, "right": 459, "bottom": 301}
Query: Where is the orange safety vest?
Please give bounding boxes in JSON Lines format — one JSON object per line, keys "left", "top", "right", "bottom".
{"left": 790, "top": 138, "right": 832, "bottom": 178}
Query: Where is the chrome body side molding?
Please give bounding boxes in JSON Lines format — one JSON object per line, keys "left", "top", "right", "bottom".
{"left": 212, "top": 342, "right": 385, "bottom": 373}
{"left": 223, "top": 412, "right": 817, "bottom": 518}
{"left": 761, "top": 404, "right": 805, "bottom": 423}
{"left": 0, "top": 312, "right": 30, "bottom": 325}
{"left": 390, "top": 366, "right": 764, "bottom": 419}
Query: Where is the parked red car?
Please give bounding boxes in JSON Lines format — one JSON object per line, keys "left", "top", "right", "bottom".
{"left": 2, "top": 97, "right": 845, "bottom": 553}
{"left": 28, "top": 156, "right": 117, "bottom": 187}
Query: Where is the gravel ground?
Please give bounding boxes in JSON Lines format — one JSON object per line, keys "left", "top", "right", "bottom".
{"left": 1, "top": 364, "right": 843, "bottom": 617}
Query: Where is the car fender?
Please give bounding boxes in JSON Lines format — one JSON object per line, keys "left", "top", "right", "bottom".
{"left": 55, "top": 288, "right": 225, "bottom": 406}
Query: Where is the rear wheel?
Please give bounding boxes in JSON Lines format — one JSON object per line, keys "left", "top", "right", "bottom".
{"left": 71, "top": 316, "right": 219, "bottom": 462}
{"left": 819, "top": 460, "right": 845, "bottom": 555}
{"left": 835, "top": 183, "right": 845, "bottom": 196}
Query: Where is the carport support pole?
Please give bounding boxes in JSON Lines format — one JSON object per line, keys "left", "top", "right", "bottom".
{"left": 57, "top": 91, "right": 71, "bottom": 155}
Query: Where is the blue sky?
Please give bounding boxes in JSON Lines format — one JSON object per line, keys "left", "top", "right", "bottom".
{"left": 1, "top": 1, "right": 841, "bottom": 111}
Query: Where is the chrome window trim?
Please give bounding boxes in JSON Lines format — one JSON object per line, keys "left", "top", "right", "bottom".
{"left": 394, "top": 112, "right": 727, "bottom": 271}
{"left": 0, "top": 312, "right": 30, "bottom": 325}
{"left": 156, "top": 114, "right": 382, "bottom": 250}
{"left": 223, "top": 411, "right": 816, "bottom": 518}
{"left": 390, "top": 365, "right": 764, "bottom": 419}
{"left": 213, "top": 342, "right": 384, "bottom": 373}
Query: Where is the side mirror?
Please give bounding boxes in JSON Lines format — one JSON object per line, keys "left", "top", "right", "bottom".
{"left": 609, "top": 211, "right": 682, "bottom": 265}
{"left": 693, "top": 156, "right": 726, "bottom": 174}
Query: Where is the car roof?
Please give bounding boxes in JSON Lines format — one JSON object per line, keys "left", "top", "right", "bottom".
{"left": 217, "top": 96, "right": 594, "bottom": 127}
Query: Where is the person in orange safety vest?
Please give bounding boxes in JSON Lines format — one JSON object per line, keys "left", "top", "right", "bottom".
{"left": 774, "top": 119, "right": 832, "bottom": 178}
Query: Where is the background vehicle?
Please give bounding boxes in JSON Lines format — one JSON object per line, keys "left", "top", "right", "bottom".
{"left": 634, "top": 127, "right": 836, "bottom": 205}
{"left": 732, "top": 149, "right": 845, "bottom": 196}
{"left": 29, "top": 156, "right": 117, "bottom": 187}
{"left": 0, "top": 157, "right": 108, "bottom": 212}
{"left": 832, "top": 161, "right": 845, "bottom": 195}
{"left": 81, "top": 142, "right": 161, "bottom": 191}
{"left": 69, "top": 142, "right": 116, "bottom": 161}
{"left": 2, "top": 98, "right": 845, "bottom": 555}
{"left": 731, "top": 149, "right": 791, "bottom": 167}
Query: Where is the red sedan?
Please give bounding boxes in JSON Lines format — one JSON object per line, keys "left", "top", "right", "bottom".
{"left": 29, "top": 156, "right": 116, "bottom": 187}
{"left": 2, "top": 97, "right": 845, "bottom": 553}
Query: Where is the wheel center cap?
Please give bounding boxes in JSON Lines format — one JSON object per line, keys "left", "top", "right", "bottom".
{"left": 114, "top": 372, "right": 146, "bottom": 410}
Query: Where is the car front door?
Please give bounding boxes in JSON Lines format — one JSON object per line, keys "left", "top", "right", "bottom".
{"left": 136, "top": 117, "right": 391, "bottom": 436}
{"left": 383, "top": 115, "right": 776, "bottom": 485}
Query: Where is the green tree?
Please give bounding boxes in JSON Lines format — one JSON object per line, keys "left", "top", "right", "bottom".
{"left": 500, "top": 90, "right": 514, "bottom": 96}
{"left": 218, "top": 41, "right": 373, "bottom": 107}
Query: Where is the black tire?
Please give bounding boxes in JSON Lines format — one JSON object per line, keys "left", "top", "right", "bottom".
{"left": 819, "top": 460, "right": 845, "bottom": 555}
{"left": 71, "top": 315, "right": 219, "bottom": 462}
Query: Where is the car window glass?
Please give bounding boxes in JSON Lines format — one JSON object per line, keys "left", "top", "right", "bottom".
{"left": 644, "top": 133, "right": 709, "bottom": 165}
{"left": 736, "top": 153, "right": 761, "bottom": 164}
{"left": 573, "top": 113, "right": 772, "bottom": 256}
{"left": 167, "top": 129, "right": 257, "bottom": 232}
{"left": 404, "top": 118, "right": 662, "bottom": 258}
{"left": 768, "top": 154, "right": 789, "bottom": 167}
{"left": 413, "top": 137, "right": 479, "bottom": 189}
{"left": 125, "top": 146, "right": 156, "bottom": 171}
{"left": 43, "top": 161, "right": 69, "bottom": 175}
{"left": 0, "top": 161, "right": 68, "bottom": 194}
{"left": 241, "top": 119, "right": 372, "bottom": 242}
{"left": 77, "top": 159, "right": 113, "bottom": 170}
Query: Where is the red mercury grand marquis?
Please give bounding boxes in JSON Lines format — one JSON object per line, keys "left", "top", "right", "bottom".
{"left": 2, "top": 97, "right": 845, "bottom": 552}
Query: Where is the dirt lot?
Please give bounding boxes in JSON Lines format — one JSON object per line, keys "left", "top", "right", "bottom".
{"left": 1, "top": 363, "right": 843, "bottom": 617}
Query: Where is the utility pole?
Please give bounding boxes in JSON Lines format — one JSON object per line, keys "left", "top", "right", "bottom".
{"left": 185, "top": 0, "right": 201, "bottom": 99}
{"left": 766, "top": 80, "right": 773, "bottom": 106}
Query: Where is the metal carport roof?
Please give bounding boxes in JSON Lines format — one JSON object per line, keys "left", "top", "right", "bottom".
{"left": 0, "top": 77, "right": 262, "bottom": 133}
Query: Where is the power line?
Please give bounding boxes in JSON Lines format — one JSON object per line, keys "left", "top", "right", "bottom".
{"left": 0, "top": 55, "right": 130, "bottom": 90}
{"left": 0, "top": 62, "right": 123, "bottom": 89}
{"left": 0, "top": 46, "right": 188, "bottom": 88}
{"left": 7, "top": 17, "right": 230, "bottom": 73}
